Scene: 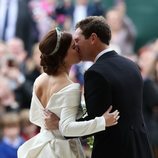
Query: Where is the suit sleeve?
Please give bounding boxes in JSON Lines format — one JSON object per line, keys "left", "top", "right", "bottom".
{"left": 84, "top": 70, "right": 112, "bottom": 120}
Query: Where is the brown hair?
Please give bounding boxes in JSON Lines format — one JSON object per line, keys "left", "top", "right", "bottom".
{"left": 75, "top": 16, "right": 111, "bottom": 45}
{"left": 0, "top": 112, "right": 20, "bottom": 128}
{"left": 39, "top": 29, "right": 72, "bottom": 75}
{"left": 19, "top": 109, "right": 31, "bottom": 127}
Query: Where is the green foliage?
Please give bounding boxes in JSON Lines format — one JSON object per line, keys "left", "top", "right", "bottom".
{"left": 87, "top": 136, "right": 94, "bottom": 150}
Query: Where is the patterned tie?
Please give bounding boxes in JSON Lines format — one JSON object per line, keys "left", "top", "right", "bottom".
{"left": 2, "top": 0, "right": 10, "bottom": 41}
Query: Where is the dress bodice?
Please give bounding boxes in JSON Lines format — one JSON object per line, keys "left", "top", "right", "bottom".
{"left": 30, "top": 83, "right": 80, "bottom": 136}
{"left": 18, "top": 83, "right": 105, "bottom": 158}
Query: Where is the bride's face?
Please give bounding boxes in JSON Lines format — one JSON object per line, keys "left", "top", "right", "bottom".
{"left": 64, "top": 39, "right": 81, "bottom": 67}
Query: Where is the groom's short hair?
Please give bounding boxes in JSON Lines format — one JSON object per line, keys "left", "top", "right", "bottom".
{"left": 75, "top": 16, "right": 111, "bottom": 45}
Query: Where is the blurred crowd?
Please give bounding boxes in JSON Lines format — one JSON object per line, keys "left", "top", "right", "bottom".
{"left": 0, "top": 0, "right": 158, "bottom": 158}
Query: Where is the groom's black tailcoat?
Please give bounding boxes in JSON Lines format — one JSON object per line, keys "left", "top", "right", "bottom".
{"left": 84, "top": 51, "right": 154, "bottom": 158}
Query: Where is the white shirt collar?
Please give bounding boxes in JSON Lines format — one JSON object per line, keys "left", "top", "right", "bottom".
{"left": 94, "top": 47, "right": 113, "bottom": 63}
{"left": 3, "top": 136, "right": 23, "bottom": 148}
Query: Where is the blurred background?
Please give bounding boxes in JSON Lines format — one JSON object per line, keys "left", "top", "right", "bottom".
{"left": 0, "top": 0, "right": 158, "bottom": 158}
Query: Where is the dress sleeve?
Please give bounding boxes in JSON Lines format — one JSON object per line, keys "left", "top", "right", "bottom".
{"left": 59, "top": 90, "right": 106, "bottom": 137}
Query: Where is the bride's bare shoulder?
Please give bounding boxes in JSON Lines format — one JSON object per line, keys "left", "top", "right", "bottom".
{"left": 34, "top": 73, "right": 48, "bottom": 88}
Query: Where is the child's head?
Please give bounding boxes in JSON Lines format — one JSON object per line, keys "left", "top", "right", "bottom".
{"left": 0, "top": 112, "right": 21, "bottom": 139}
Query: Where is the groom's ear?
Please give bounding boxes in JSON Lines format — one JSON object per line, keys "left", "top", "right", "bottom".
{"left": 90, "top": 33, "right": 97, "bottom": 44}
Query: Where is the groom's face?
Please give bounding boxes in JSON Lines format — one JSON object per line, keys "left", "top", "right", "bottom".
{"left": 73, "top": 28, "right": 92, "bottom": 61}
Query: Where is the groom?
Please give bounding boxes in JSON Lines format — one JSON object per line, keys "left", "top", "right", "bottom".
{"left": 45, "top": 16, "right": 154, "bottom": 158}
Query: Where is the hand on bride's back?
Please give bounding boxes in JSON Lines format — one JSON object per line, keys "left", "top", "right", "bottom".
{"left": 43, "top": 109, "right": 60, "bottom": 130}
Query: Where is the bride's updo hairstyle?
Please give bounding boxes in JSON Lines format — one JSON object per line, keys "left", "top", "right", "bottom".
{"left": 39, "top": 28, "right": 72, "bottom": 75}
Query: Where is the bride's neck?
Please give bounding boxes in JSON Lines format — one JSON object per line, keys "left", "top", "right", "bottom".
{"left": 58, "top": 65, "right": 70, "bottom": 76}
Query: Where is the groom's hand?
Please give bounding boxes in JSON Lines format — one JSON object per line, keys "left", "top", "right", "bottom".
{"left": 43, "top": 109, "right": 60, "bottom": 130}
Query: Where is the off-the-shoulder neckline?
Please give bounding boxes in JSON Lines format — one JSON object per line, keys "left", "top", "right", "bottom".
{"left": 33, "top": 83, "right": 80, "bottom": 109}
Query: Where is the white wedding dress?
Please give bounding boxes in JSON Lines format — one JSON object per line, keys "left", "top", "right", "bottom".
{"left": 18, "top": 83, "right": 105, "bottom": 158}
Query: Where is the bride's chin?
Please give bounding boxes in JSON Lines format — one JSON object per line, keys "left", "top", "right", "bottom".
{"left": 77, "top": 56, "right": 82, "bottom": 63}
{"left": 74, "top": 60, "right": 81, "bottom": 65}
